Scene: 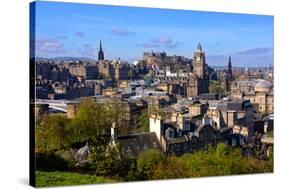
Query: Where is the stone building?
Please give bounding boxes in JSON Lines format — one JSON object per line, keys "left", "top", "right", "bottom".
{"left": 232, "top": 79, "right": 273, "bottom": 114}
{"left": 152, "top": 44, "right": 209, "bottom": 98}
{"left": 66, "top": 102, "right": 78, "bottom": 119}
{"left": 109, "top": 123, "right": 164, "bottom": 159}
{"left": 98, "top": 60, "right": 130, "bottom": 81}
{"left": 149, "top": 113, "right": 220, "bottom": 155}
{"left": 206, "top": 99, "right": 254, "bottom": 141}
{"left": 36, "top": 62, "right": 70, "bottom": 81}
{"left": 190, "top": 44, "right": 209, "bottom": 95}
{"left": 193, "top": 43, "right": 206, "bottom": 78}
{"left": 68, "top": 62, "right": 99, "bottom": 80}
{"left": 186, "top": 73, "right": 209, "bottom": 98}
{"left": 98, "top": 60, "right": 115, "bottom": 79}
{"left": 143, "top": 51, "right": 192, "bottom": 70}
{"left": 112, "top": 60, "right": 130, "bottom": 80}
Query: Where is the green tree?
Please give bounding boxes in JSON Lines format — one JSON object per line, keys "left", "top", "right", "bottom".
{"left": 91, "top": 142, "right": 124, "bottom": 177}
{"left": 36, "top": 115, "right": 71, "bottom": 151}
{"left": 128, "top": 70, "right": 135, "bottom": 80}
{"left": 151, "top": 156, "right": 189, "bottom": 180}
{"left": 107, "top": 101, "right": 127, "bottom": 127}
{"left": 136, "top": 108, "right": 149, "bottom": 132}
{"left": 71, "top": 99, "right": 110, "bottom": 143}
{"left": 137, "top": 149, "right": 165, "bottom": 180}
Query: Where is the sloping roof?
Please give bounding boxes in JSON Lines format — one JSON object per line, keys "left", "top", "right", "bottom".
{"left": 116, "top": 132, "right": 163, "bottom": 158}
{"left": 165, "top": 135, "right": 190, "bottom": 144}
{"left": 255, "top": 80, "right": 273, "bottom": 89}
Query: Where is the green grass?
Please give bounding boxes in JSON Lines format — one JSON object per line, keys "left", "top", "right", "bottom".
{"left": 36, "top": 171, "right": 115, "bottom": 187}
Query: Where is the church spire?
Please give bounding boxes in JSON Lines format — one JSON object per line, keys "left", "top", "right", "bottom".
{"left": 99, "top": 40, "right": 102, "bottom": 51}
{"left": 197, "top": 43, "right": 202, "bottom": 51}
{"left": 98, "top": 40, "right": 104, "bottom": 61}
{"left": 228, "top": 55, "right": 232, "bottom": 69}
{"left": 227, "top": 55, "right": 233, "bottom": 81}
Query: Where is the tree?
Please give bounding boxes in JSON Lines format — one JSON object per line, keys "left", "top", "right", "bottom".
{"left": 136, "top": 108, "right": 149, "bottom": 132}
{"left": 71, "top": 99, "right": 110, "bottom": 143}
{"left": 151, "top": 156, "right": 189, "bottom": 180}
{"left": 137, "top": 149, "right": 165, "bottom": 180}
{"left": 36, "top": 114, "right": 71, "bottom": 152}
{"left": 90, "top": 142, "right": 125, "bottom": 177}
{"left": 107, "top": 101, "right": 127, "bottom": 127}
{"left": 209, "top": 80, "right": 218, "bottom": 94}
{"left": 128, "top": 70, "right": 135, "bottom": 80}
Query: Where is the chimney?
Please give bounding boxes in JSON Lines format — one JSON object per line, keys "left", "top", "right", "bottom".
{"left": 111, "top": 122, "right": 117, "bottom": 140}
{"left": 264, "top": 121, "right": 268, "bottom": 134}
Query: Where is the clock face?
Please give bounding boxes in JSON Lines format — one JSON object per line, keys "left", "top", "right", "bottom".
{"left": 196, "top": 56, "right": 201, "bottom": 61}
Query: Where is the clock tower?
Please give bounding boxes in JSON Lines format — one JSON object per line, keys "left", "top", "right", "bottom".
{"left": 193, "top": 43, "right": 206, "bottom": 78}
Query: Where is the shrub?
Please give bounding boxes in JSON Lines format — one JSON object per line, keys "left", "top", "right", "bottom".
{"left": 137, "top": 149, "right": 165, "bottom": 180}
{"left": 36, "top": 152, "right": 69, "bottom": 171}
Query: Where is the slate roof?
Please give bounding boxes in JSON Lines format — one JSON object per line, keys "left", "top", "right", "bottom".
{"left": 115, "top": 132, "right": 163, "bottom": 158}
{"left": 255, "top": 79, "right": 273, "bottom": 89}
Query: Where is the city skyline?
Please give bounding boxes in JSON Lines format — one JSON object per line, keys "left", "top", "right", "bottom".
{"left": 33, "top": 1, "right": 273, "bottom": 67}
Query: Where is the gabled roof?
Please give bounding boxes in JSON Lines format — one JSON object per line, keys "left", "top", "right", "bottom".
{"left": 115, "top": 132, "right": 163, "bottom": 158}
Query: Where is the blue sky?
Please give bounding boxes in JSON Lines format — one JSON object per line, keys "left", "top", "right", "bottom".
{"left": 32, "top": 1, "right": 273, "bottom": 67}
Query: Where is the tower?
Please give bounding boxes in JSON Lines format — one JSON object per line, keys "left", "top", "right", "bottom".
{"left": 98, "top": 40, "right": 104, "bottom": 61}
{"left": 225, "top": 55, "right": 233, "bottom": 92}
{"left": 193, "top": 43, "right": 206, "bottom": 78}
{"left": 227, "top": 55, "right": 233, "bottom": 80}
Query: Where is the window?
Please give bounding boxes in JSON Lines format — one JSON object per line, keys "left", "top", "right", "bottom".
{"left": 169, "top": 131, "right": 173, "bottom": 138}
{"left": 232, "top": 138, "right": 236, "bottom": 147}
{"left": 240, "top": 137, "right": 244, "bottom": 145}
{"left": 126, "top": 146, "right": 131, "bottom": 152}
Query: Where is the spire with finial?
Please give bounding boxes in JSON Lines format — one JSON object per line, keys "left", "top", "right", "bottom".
{"left": 227, "top": 55, "right": 233, "bottom": 80}
{"left": 99, "top": 40, "right": 102, "bottom": 51}
{"left": 197, "top": 43, "right": 202, "bottom": 51}
{"left": 228, "top": 55, "right": 232, "bottom": 69}
{"left": 98, "top": 40, "right": 104, "bottom": 61}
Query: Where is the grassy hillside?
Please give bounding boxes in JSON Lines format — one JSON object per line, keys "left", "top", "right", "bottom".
{"left": 36, "top": 171, "right": 115, "bottom": 187}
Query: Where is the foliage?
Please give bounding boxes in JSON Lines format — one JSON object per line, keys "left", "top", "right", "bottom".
{"left": 128, "top": 70, "right": 135, "bottom": 80}
{"left": 35, "top": 99, "right": 114, "bottom": 151}
{"left": 71, "top": 99, "right": 110, "bottom": 143}
{"left": 135, "top": 108, "right": 149, "bottom": 132}
{"left": 151, "top": 156, "right": 189, "bottom": 180}
{"left": 150, "top": 143, "right": 273, "bottom": 179}
{"left": 137, "top": 149, "right": 165, "bottom": 180}
{"left": 35, "top": 98, "right": 273, "bottom": 184}
{"left": 209, "top": 80, "right": 226, "bottom": 95}
{"left": 91, "top": 144, "right": 124, "bottom": 176}
{"left": 36, "top": 152, "right": 69, "bottom": 171}
{"left": 106, "top": 101, "right": 127, "bottom": 128}
{"left": 36, "top": 115, "right": 71, "bottom": 151}
{"left": 124, "top": 159, "right": 138, "bottom": 181}
{"left": 36, "top": 171, "right": 115, "bottom": 187}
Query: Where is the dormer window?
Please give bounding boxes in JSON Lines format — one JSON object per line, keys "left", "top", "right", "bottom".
{"left": 126, "top": 146, "right": 131, "bottom": 152}
{"left": 169, "top": 130, "right": 174, "bottom": 138}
